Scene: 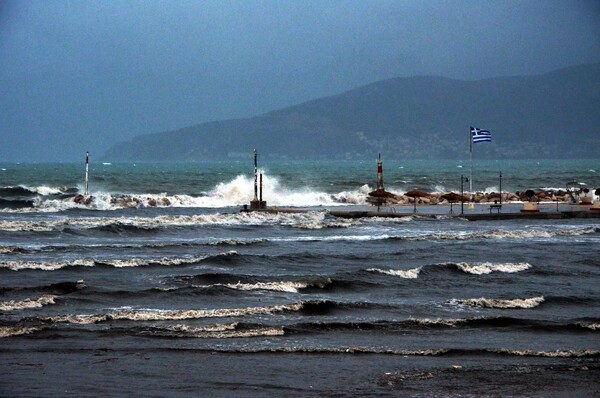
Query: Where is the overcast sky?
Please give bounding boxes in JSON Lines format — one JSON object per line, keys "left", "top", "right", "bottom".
{"left": 1, "top": 0, "right": 599, "bottom": 161}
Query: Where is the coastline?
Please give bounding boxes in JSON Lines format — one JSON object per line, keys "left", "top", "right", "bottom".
{"left": 244, "top": 201, "right": 600, "bottom": 221}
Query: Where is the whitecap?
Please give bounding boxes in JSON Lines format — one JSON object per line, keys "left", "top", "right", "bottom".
{"left": 366, "top": 267, "right": 422, "bottom": 279}
{"left": 0, "top": 212, "right": 356, "bottom": 231}
{"left": 455, "top": 262, "right": 532, "bottom": 275}
{"left": 576, "top": 322, "right": 600, "bottom": 331}
{"left": 208, "top": 278, "right": 331, "bottom": 293}
{"left": 0, "top": 295, "right": 56, "bottom": 311}
{"left": 494, "top": 349, "right": 599, "bottom": 357}
{"left": 150, "top": 323, "right": 284, "bottom": 338}
{"left": 448, "top": 296, "right": 544, "bottom": 309}
{"left": 0, "top": 259, "right": 95, "bottom": 271}
{"left": 0, "top": 326, "right": 41, "bottom": 338}
{"left": 45, "top": 301, "right": 307, "bottom": 324}
{"left": 408, "top": 317, "right": 466, "bottom": 326}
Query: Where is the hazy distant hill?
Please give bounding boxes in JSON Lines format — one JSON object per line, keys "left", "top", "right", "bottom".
{"left": 104, "top": 63, "right": 600, "bottom": 160}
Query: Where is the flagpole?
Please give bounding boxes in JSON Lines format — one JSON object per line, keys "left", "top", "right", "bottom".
{"left": 469, "top": 129, "right": 473, "bottom": 194}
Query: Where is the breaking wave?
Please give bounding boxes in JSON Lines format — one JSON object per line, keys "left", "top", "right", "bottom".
{"left": 0, "top": 259, "right": 95, "bottom": 271}
{"left": 448, "top": 296, "right": 545, "bottom": 309}
{"left": 1, "top": 174, "right": 370, "bottom": 212}
{"left": 454, "top": 262, "right": 532, "bottom": 275}
{"left": 0, "top": 185, "right": 75, "bottom": 198}
{"left": 492, "top": 349, "right": 600, "bottom": 358}
{"left": 0, "top": 211, "right": 355, "bottom": 232}
{"left": 143, "top": 323, "right": 284, "bottom": 339}
{"left": 0, "top": 252, "right": 237, "bottom": 271}
{"left": 0, "top": 295, "right": 57, "bottom": 311}
{"left": 365, "top": 267, "right": 422, "bottom": 279}
{"left": 405, "top": 227, "right": 600, "bottom": 241}
{"left": 43, "top": 302, "right": 307, "bottom": 324}
{"left": 576, "top": 322, "right": 600, "bottom": 331}
{"left": 197, "top": 278, "right": 333, "bottom": 293}
{"left": 0, "top": 245, "right": 24, "bottom": 254}
{"left": 172, "top": 346, "right": 599, "bottom": 358}
{"left": 0, "top": 326, "right": 41, "bottom": 338}
{"left": 41, "top": 300, "right": 379, "bottom": 325}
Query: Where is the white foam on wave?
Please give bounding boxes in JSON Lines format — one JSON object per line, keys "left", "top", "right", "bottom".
{"left": 99, "top": 252, "right": 235, "bottom": 268}
{"left": 414, "top": 227, "right": 598, "bottom": 241}
{"left": 366, "top": 267, "right": 422, "bottom": 279}
{"left": 455, "top": 262, "right": 532, "bottom": 275}
{"left": 45, "top": 301, "right": 307, "bottom": 324}
{"left": 275, "top": 234, "right": 390, "bottom": 243}
{"left": 494, "top": 349, "right": 599, "bottom": 358}
{"left": 208, "top": 238, "right": 267, "bottom": 246}
{"left": 209, "top": 278, "right": 332, "bottom": 293}
{"left": 448, "top": 296, "right": 545, "bottom": 309}
{"left": 0, "top": 326, "right": 41, "bottom": 338}
{"left": 0, "top": 252, "right": 236, "bottom": 271}
{"left": 0, "top": 259, "right": 95, "bottom": 271}
{"left": 0, "top": 211, "right": 355, "bottom": 232}
{"left": 408, "top": 317, "right": 467, "bottom": 327}
{"left": 0, "top": 245, "right": 21, "bottom": 254}
{"left": 4, "top": 173, "right": 372, "bottom": 212}
{"left": 4, "top": 184, "right": 66, "bottom": 196}
{"left": 0, "top": 295, "right": 57, "bottom": 311}
{"left": 151, "top": 323, "right": 284, "bottom": 338}
{"left": 576, "top": 322, "right": 600, "bottom": 331}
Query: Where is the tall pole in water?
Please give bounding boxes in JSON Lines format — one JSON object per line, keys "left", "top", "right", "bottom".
{"left": 259, "top": 169, "right": 263, "bottom": 203}
{"left": 376, "top": 153, "right": 384, "bottom": 191}
{"left": 84, "top": 151, "right": 89, "bottom": 197}
{"left": 461, "top": 175, "right": 464, "bottom": 215}
{"left": 253, "top": 149, "right": 258, "bottom": 202}
{"left": 499, "top": 171, "right": 502, "bottom": 205}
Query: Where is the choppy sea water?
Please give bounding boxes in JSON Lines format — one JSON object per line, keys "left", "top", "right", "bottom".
{"left": 1, "top": 160, "right": 599, "bottom": 396}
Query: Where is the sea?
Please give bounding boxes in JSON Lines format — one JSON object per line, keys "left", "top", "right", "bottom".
{"left": 1, "top": 159, "right": 599, "bottom": 397}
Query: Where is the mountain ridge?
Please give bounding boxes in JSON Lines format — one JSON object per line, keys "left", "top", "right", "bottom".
{"left": 103, "top": 63, "right": 600, "bottom": 160}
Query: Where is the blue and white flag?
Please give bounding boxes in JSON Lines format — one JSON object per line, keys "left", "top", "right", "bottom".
{"left": 471, "top": 126, "right": 492, "bottom": 143}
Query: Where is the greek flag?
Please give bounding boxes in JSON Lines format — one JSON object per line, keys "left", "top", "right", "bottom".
{"left": 471, "top": 126, "right": 492, "bottom": 143}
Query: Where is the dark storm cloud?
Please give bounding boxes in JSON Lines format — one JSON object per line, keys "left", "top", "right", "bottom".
{"left": 1, "top": 0, "right": 599, "bottom": 161}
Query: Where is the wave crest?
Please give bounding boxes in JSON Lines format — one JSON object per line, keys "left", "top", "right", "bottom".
{"left": 455, "top": 262, "right": 532, "bottom": 275}
{"left": 146, "top": 323, "right": 284, "bottom": 339}
{"left": 0, "top": 295, "right": 57, "bottom": 311}
{"left": 448, "top": 296, "right": 545, "bottom": 309}
{"left": 45, "top": 301, "right": 308, "bottom": 324}
{"left": 0, "top": 252, "right": 237, "bottom": 271}
{"left": 203, "top": 278, "right": 333, "bottom": 293}
{"left": 366, "top": 267, "right": 422, "bottom": 279}
{"left": 0, "top": 326, "right": 41, "bottom": 338}
{"left": 0, "top": 212, "right": 354, "bottom": 232}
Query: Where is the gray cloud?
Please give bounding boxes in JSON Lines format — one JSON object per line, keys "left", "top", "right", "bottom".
{"left": 1, "top": 0, "right": 599, "bottom": 161}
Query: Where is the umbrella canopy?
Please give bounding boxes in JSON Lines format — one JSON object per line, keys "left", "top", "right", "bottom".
{"left": 404, "top": 189, "right": 431, "bottom": 198}
{"left": 440, "top": 192, "right": 466, "bottom": 202}
{"left": 368, "top": 189, "right": 397, "bottom": 199}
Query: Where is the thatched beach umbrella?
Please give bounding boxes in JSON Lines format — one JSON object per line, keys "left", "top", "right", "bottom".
{"left": 440, "top": 192, "right": 465, "bottom": 202}
{"left": 367, "top": 188, "right": 398, "bottom": 208}
{"left": 404, "top": 189, "right": 431, "bottom": 213}
{"left": 441, "top": 192, "right": 466, "bottom": 214}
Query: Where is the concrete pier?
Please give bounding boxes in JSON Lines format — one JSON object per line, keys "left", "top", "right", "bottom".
{"left": 241, "top": 203, "right": 600, "bottom": 221}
